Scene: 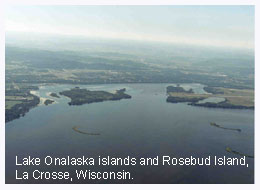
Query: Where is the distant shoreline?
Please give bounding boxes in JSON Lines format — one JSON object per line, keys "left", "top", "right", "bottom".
{"left": 8, "top": 81, "right": 254, "bottom": 90}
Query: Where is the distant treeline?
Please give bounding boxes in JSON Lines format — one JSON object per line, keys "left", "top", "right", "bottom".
{"left": 189, "top": 101, "right": 254, "bottom": 110}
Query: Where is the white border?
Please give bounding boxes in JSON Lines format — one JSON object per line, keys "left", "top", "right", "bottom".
{"left": 1, "top": 0, "right": 257, "bottom": 5}
{"left": 0, "top": 0, "right": 5, "bottom": 187}
{"left": 0, "top": 0, "right": 258, "bottom": 189}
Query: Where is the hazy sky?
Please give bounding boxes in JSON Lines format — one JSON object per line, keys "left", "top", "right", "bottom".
{"left": 5, "top": 6, "right": 254, "bottom": 49}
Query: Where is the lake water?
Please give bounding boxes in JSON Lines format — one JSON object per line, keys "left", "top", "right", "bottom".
{"left": 5, "top": 83, "right": 254, "bottom": 184}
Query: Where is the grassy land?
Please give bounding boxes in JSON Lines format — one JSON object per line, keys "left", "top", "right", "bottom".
{"left": 5, "top": 83, "right": 40, "bottom": 122}
{"left": 214, "top": 88, "right": 254, "bottom": 107}
{"left": 5, "top": 95, "right": 34, "bottom": 109}
{"left": 167, "top": 86, "right": 254, "bottom": 108}
{"left": 5, "top": 100, "right": 22, "bottom": 109}
{"left": 168, "top": 92, "right": 210, "bottom": 99}
{"left": 6, "top": 95, "right": 33, "bottom": 101}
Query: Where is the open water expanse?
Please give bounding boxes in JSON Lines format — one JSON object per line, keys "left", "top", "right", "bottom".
{"left": 6, "top": 83, "right": 254, "bottom": 183}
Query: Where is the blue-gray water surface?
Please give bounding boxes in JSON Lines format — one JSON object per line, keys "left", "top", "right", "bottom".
{"left": 5, "top": 83, "right": 254, "bottom": 184}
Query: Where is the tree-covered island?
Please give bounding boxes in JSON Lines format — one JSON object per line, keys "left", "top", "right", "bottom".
{"left": 50, "top": 92, "right": 60, "bottom": 98}
{"left": 59, "top": 87, "right": 131, "bottom": 105}
{"left": 44, "top": 99, "right": 55, "bottom": 106}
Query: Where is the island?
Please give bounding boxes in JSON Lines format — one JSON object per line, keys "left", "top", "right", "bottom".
{"left": 226, "top": 147, "right": 254, "bottom": 158}
{"left": 44, "top": 99, "right": 54, "bottom": 106}
{"left": 210, "top": 122, "right": 241, "bottom": 132}
{"left": 50, "top": 92, "right": 60, "bottom": 98}
{"left": 5, "top": 84, "right": 40, "bottom": 122}
{"left": 59, "top": 87, "right": 131, "bottom": 105}
{"left": 72, "top": 126, "right": 100, "bottom": 135}
{"left": 166, "top": 85, "right": 254, "bottom": 109}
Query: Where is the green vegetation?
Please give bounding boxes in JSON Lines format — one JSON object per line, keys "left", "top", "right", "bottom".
{"left": 167, "top": 85, "right": 254, "bottom": 109}
{"left": 5, "top": 45, "right": 254, "bottom": 89}
{"left": 50, "top": 92, "right": 60, "bottom": 98}
{"left": 167, "top": 86, "right": 194, "bottom": 94}
{"left": 167, "top": 96, "right": 206, "bottom": 103}
{"left": 5, "top": 84, "right": 40, "bottom": 122}
{"left": 60, "top": 87, "right": 131, "bottom": 105}
{"left": 191, "top": 100, "right": 254, "bottom": 109}
{"left": 44, "top": 99, "right": 54, "bottom": 106}
{"left": 166, "top": 86, "right": 209, "bottom": 103}
{"left": 191, "top": 87, "right": 254, "bottom": 109}
{"left": 5, "top": 100, "right": 22, "bottom": 109}
{"left": 216, "top": 88, "right": 254, "bottom": 107}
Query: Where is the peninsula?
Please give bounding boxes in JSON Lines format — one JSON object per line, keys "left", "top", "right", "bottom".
{"left": 5, "top": 84, "right": 40, "bottom": 122}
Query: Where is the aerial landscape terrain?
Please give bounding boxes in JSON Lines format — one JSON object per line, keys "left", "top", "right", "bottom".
{"left": 5, "top": 33, "right": 255, "bottom": 184}
{"left": 5, "top": 35, "right": 254, "bottom": 122}
{"left": 5, "top": 5, "right": 254, "bottom": 184}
